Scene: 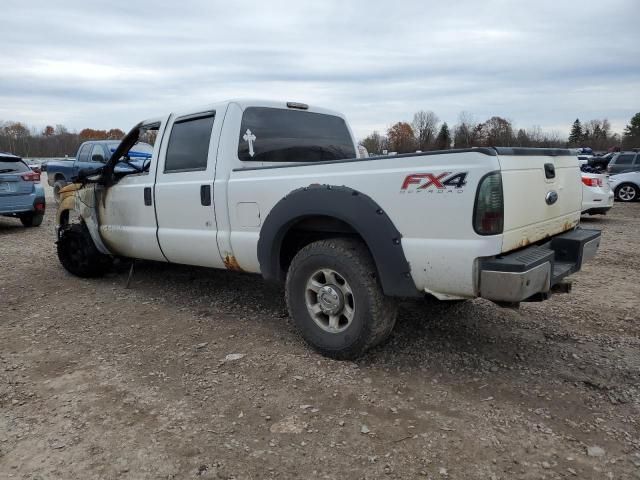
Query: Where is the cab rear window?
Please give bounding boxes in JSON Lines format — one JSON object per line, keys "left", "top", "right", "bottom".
{"left": 238, "top": 107, "right": 356, "bottom": 162}
{"left": 0, "top": 158, "right": 29, "bottom": 174}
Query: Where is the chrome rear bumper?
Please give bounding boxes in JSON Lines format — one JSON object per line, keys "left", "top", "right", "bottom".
{"left": 479, "top": 228, "right": 601, "bottom": 302}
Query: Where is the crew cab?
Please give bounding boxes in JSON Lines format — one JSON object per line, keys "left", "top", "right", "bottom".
{"left": 55, "top": 99, "right": 601, "bottom": 359}
{"left": 46, "top": 140, "right": 152, "bottom": 202}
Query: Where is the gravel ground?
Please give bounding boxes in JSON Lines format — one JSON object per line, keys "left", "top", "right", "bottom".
{"left": 1, "top": 177, "right": 639, "bottom": 479}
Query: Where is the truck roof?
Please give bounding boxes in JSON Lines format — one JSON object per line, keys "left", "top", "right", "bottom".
{"left": 148, "top": 99, "right": 348, "bottom": 125}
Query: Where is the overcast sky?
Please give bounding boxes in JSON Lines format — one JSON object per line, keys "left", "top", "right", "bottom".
{"left": 2, "top": 0, "right": 639, "bottom": 139}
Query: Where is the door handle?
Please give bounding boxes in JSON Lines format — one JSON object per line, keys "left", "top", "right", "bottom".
{"left": 144, "top": 187, "right": 152, "bottom": 206}
{"left": 200, "top": 184, "right": 212, "bottom": 206}
{"left": 544, "top": 163, "right": 555, "bottom": 179}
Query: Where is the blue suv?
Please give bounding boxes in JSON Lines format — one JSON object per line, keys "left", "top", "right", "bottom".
{"left": 0, "top": 153, "right": 46, "bottom": 227}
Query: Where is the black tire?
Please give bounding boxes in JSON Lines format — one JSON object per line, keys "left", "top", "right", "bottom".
{"left": 20, "top": 212, "right": 44, "bottom": 227}
{"left": 57, "top": 223, "right": 111, "bottom": 277}
{"left": 53, "top": 179, "right": 67, "bottom": 204}
{"left": 285, "top": 238, "right": 397, "bottom": 360}
{"left": 615, "top": 183, "right": 639, "bottom": 202}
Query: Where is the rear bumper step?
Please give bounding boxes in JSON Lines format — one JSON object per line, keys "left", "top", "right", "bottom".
{"left": 479, "top": 228, "right": 601, "bottom": 302}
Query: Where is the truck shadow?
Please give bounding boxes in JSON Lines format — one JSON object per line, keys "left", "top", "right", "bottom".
{"left": 120, "top": 260, "right": 636, "bottom": 402}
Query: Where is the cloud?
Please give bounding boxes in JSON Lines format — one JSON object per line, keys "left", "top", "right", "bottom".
{"left": 1, "top": 0, "right": 638, "bottom": 138}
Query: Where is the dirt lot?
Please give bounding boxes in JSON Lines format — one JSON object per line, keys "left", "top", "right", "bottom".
{"left": 1, "top": 179, "right": 639, "bottom": 479}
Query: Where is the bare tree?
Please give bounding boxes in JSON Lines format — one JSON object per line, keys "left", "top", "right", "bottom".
{"left": 453, "top": 111, "right": 479, "bottom": 148}
{"left": 360, "top": 131, "right": 386, "bottom": 155}
{"left": 412, "top": 110, "right": 439, "bottom": 151}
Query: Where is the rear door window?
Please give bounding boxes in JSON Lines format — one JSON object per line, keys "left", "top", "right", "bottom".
{"left": 0, "top": 158, "right": 29, "bottom": 174}
{"left": 164, "top": 113, "right": 215, "bottom": 173}
{"left": 616, "top": 154, "right": 635, "bottom": 165}
{"left": 238, "top": 107, "right": 356, "bottom": 162}
{"left": 90, "top": 144, "right": 106, "bottom": 163}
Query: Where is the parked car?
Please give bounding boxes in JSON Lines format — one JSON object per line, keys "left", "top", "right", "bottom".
{"left": 0, "top": 152, "right": 46, "bottom": 227}
{"left": 54, "top": 99, "right": 600, "bottom": 359}
{"left": 46, "top": 140, "right": 153, "bottom": 202}
{"left": 581, "top": 172, "right": 614, "bottom": 214}
{"left": 587, "top": 152, "right": 615, "bottom": 171}
{"left": 609, "top": 171, "right": 640, "bottom": 202}
{"left": 606, "top": 151, "right": 640, "bottom": 175}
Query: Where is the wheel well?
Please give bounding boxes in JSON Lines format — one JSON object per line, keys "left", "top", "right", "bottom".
{"left": 279, "top": 215, "right": 363, "bottom": 274}
{"left": 54, "top": 174, "right": 65, "bottom": 182}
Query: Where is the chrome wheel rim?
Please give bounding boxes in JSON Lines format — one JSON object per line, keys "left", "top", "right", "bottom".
{"left": 305, "top": 269, "right": 355, "bottom": 333}
{"left": 619, "top": 186, "right": 636, "bottom": 201}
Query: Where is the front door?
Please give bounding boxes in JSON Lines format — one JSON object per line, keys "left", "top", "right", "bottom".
{"left": 154, "top": 111, "right": 224, "bottom": 268}
{"left": 97, "top": 119, "right": 167, "bottom": 262}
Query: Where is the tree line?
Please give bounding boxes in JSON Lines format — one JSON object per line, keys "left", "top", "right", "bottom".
{"left": 2, "top": 111, "right": 639, "bottom": 158}
{"left": 0, "top": 122, "right": 125, "bottom": 158}
{"left": 361, "top": 111, "right": 640, "bottom": 155}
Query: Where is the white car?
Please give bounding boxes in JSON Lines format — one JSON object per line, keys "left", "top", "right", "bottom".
{"left": 609, "top": 171, "right": 640, "bottom": 202}
{"left": 581, "top": 172, "right": 614, "bottom": 215}
{"left": 54, "top": 99, "right": 601, "bottom": 359}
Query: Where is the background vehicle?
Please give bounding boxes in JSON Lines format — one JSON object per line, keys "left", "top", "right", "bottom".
{"left": 46, "top": 140, "right": 152, "bottom": 202}
{"left": 609, "top": 171, "right": 640, "bottom": 202}
{"left": 606, "top": 151, "right": 640, "bottom": 175}
{"left": 587, "top": 152, "right": 614, "bottom": 171}
{"left": 581, "top": 172, "right": 614, "bottom": 214}
{"left": 0, "top": 152, "right": 46, "bottom": 227}
{"left": 55, "top": 99, "right": 600, "bottom": 359}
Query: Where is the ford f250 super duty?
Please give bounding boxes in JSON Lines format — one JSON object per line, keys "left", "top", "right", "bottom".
{"left": 55, "top": 99, "right": 601, "bottom": 359}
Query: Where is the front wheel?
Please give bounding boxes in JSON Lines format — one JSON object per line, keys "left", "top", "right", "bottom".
{"left": 57, "top": 223, "right": 112, "bottom": 277}
{"left": 285, "top": 238, "right": 397, "bottom": 360}
{"left": 615, "top": 183, "right": 639, "bottom": 202}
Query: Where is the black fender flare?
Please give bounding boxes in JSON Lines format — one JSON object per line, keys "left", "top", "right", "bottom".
{"left": 257, "top": 184, "right": 419, "bottom": 297}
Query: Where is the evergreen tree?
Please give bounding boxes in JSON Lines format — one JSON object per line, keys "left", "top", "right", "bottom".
{"left": 622, "top": 112, "right": 640, "bottom": 149}
{"left": 568, "top": 118, "right": 583, "bottom": 146}
{"left": 435, "top": 122, "right": 452, "bottom": 150}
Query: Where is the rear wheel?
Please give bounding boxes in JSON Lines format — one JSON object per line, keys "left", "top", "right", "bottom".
{"left": 285, "top": 238, "right": 397, "bottom": 360}
{"left": 57, "top": 223, "right": 111, "bottom": 277}
{"left": 615, "top": 183, "right": 638, "bottom": 202}
{"left": 53, "top": 180, "right": 67, "bottom": 204}
{"left": 20, "top": 212, "right": 44, "bottom": 227}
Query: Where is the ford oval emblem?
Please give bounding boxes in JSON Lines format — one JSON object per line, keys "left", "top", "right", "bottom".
{"left": 545, "top": 190, "right": 558, "bottom": 205}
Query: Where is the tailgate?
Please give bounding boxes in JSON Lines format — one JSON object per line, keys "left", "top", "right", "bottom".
{"left": 0, "top": 173, "right": 34, "bottom": 196}
{"left": 496, "top": 148, "right": 581, "bottom": 252}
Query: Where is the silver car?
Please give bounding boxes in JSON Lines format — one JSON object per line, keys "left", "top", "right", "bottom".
{"left": 609, "top": 171, "right": 640, "bottom": 202}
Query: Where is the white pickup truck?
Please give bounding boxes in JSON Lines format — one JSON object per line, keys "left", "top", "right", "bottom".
{"left": 56, "top": 99, "right": 601, "bottom": 359}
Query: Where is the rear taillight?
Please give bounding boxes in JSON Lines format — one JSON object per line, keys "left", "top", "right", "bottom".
{"left": 473, "top": 171, "right": 503, "bottom": 235}
{"left": 21, "top": 171, "right": 40, "bottom": 182}
{"left": 582, "top": 177, "right": 602, "bottom": 187}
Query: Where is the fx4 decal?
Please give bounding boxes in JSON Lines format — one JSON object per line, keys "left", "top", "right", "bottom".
{"left": 401, "top": 172, "right": 468, "bottom": 192}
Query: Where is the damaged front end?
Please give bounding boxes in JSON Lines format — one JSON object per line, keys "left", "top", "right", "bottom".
{"left": 56, "top": 121, "right": 148, "bottom": 256}
{"left": 56, "top": 182, "right": 112, "bottom": 256}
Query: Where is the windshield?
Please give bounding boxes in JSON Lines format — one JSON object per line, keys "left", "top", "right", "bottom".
{"left": 0, "top": 158, "right": 30, "bottom": 174}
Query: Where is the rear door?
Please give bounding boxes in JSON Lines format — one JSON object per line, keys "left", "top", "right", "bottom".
{"left": 611, "top": 153, "right": 636, "bottom": 174}
{"left": 497, "top": 149, "right": 582, "bottom": 252}
{"left": 154, "top": 110, "right": 225, "bottom": 268}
